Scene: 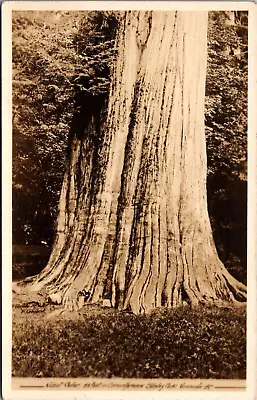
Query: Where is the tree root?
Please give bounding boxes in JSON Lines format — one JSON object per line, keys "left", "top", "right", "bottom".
{"left": 62, "top": 287, "right": 82, "bottom": 311}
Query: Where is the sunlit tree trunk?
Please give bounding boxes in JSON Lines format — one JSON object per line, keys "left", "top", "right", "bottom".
{"left": 20, "top": 11, "right": 246, "bottom": 314}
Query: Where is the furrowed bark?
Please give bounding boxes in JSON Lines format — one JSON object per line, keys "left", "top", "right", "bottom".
{"left": 19, "top": 11, "right": 246, "bottom": 313}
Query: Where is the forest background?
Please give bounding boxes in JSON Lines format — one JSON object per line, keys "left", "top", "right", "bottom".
{"left": 12, "top": 10, "right": 248, "bottom": 286}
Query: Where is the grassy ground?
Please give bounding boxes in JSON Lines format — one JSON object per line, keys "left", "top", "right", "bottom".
{"left": 12, "top": 293, "right": 246, "bottom": 379}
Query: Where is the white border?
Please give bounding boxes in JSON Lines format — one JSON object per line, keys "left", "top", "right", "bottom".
{"left": 2, "top": 2, "right": 256, "bottom": 400}
{"left": 247, "top": 4, "right": 257, "bottom": 399}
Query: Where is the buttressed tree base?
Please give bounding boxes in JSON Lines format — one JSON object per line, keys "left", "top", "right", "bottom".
{"left": 18, "top": 11, "right": 246, "bottom": 314}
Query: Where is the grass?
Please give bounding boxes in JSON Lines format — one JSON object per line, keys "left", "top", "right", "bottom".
{"left": 12, "top": 304, "right": 246, "bottom": 379}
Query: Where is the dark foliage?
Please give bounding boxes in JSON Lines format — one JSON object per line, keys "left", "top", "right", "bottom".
{"left": 12, "top": 245, "right": 50, "bottom": 281}
{"left": 205, "top": 11, "right": 248, "bottom": 284}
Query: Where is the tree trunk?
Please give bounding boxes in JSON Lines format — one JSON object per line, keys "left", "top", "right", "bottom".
{"left": 21, "top": 11, "right": 246, "bottom": 314}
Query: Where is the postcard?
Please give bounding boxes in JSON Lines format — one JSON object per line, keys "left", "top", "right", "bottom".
{"left": 2, "top": 2, "right": 257, "bottom": 400}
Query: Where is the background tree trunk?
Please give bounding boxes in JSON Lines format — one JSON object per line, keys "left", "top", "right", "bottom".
{"left": 23, "top": 11, "right": 246, "bottom": 313}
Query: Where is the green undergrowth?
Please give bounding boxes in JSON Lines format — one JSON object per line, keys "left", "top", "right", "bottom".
{"left": 12, "top": 304, "right": 246, "bottom": 379}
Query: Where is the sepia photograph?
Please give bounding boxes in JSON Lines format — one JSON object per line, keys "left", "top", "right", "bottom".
{"left": 2, "top": 2, "right": 256, "bottom": 398}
